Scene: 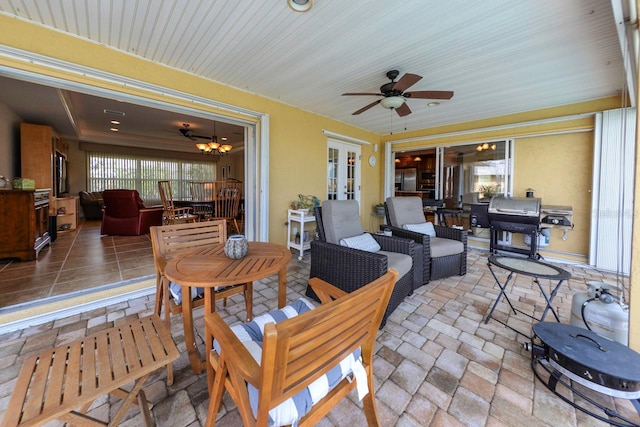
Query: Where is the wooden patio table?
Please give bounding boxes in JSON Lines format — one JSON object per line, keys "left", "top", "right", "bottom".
{"left": 163, "top": 241, "right": 291, "bottom": 374}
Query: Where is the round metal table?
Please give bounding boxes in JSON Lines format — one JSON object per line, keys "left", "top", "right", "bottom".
{"left": 484, "top": 255, "right": 571, "bottom": 338}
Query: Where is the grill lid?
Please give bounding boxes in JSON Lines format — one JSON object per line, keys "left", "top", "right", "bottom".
{"left": 488, "top": 195, "right": 541, "bottom": 217}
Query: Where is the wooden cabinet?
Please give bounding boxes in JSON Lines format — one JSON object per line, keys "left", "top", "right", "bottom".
{"left": 0, "top": 190, "right": 51, "bottom": 261}
{"left": 20, "top": 123, "right": 63, "bottom": 213}
{"left": 55, "top": 196, "right": 79, "bottom": 232}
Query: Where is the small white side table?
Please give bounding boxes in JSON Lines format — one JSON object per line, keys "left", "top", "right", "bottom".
{"left": 287, "top": 209, "right": 316, "bottom": 260}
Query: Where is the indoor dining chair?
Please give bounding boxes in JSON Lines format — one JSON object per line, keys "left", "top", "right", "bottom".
{"left": 210, "top": 181, "right": 242, "bottom": 234}
{"left": 189, "top": 181, "right": 215, "bottom": 219}
{"left": 204, "top": 269, "right": 398, "bottom": 427}
{"left": 158, "top": 180, "right": 198, "bottom": 224}
{"left": 150, "top": 220, "right": 253, "bottom": 385}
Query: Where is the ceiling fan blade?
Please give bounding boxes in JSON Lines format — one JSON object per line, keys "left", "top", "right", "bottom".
{"left": 392, "top": 73, "right": 422, "bottom": 93}
{"left": 352, "top": 100, "right": 382, "bottom": 115}
{"left": 342, "top": 92, "right": 384, "bottom": 96}
{"left": 395, "top": 102, "right": 412, "bottom": 117}
{"left": 404, "top": 90, "right": 454, "bottom": 100}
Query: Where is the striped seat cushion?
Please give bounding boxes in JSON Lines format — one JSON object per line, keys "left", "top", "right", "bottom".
{"left": 213, "top": 298, "right": 365, "bottom": 426}
{"left": 169, "top": 282, "right": 235, "bottom": 304}
{"left": 169, "top": 282, "right": 204, "bottom": 304}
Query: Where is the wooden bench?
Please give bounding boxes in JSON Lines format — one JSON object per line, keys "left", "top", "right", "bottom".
{"left": 2, "top": 315, "right": 179, "bottom": 427}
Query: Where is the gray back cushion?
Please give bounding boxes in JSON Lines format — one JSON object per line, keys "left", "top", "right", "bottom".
{"left": 386, "top": 197, "right": 425, "bottom": 227}
{"left": 322, "top": 200, "right": 364, "bottom": 244}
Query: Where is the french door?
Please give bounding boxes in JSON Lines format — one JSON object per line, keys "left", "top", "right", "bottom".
{"left": 327, "top": 140, "right": 361, "bottom": 201}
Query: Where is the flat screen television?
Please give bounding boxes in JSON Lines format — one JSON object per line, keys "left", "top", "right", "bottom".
{"left": 54, "top": 151, "right": 69, "bottom": 196}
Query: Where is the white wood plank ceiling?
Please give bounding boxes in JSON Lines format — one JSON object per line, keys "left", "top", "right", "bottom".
{"left": 0, "top": 0, "right": 627, "bottom": 136}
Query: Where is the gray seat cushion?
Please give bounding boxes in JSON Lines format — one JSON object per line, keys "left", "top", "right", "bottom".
{"left": 378, "top": 250, "right": 412, "bottom": 279}
{"left": 386, "top": 197, "right": 425, "bottom": 228}
{"left": 430, "top": 237, "right": 464, "bottom": 258}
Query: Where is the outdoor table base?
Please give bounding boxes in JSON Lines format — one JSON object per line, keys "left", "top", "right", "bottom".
{"left": 484, "top": 255, "right": 571, "bottom": 338}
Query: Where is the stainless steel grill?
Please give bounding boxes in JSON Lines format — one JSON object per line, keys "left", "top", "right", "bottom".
{"left": 488, "top": 195, "right": 541, "bottom": 258}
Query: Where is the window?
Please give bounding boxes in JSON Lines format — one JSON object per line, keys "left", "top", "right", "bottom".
{"left": 87, "top": 152, "right": 216, "bottom": 203}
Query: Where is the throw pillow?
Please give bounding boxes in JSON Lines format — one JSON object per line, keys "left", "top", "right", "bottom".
{"left": 339, "top": 233, "right": 381, "bottom": 252}
{"left": 403, "top": 222, "right": 436, "bottom": 237}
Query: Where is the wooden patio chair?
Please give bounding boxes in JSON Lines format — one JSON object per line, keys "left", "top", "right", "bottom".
{"left": 204, "top": 269, "right": 398, "bottom": 427}
{"left": 158, "top": 180, "right": 198, "bottom": 224}
{"left": 150, "top": 220, "right": 253, "bottom": 385}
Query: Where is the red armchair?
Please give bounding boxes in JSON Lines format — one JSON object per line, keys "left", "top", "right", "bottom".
{"left": 101, "top": 190, "right": 163, "bottom": 236}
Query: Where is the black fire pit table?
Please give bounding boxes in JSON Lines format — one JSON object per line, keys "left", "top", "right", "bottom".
{"left": 484, "top": 255, "right": 571, "bottom": 338}
{"left": 531, "top": 322, "right": 640, "bottom": 426}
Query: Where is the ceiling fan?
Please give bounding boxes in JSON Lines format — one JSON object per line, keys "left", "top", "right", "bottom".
{"left": 179, "top": 123, "right": 210, "bottom": 141}
{"left": 342, "top": 70, "right": 454, "bottom": 117}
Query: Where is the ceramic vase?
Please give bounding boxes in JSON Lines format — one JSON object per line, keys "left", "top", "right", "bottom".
{"left": 224, "top": 234, "right": 249, "bottom": 259}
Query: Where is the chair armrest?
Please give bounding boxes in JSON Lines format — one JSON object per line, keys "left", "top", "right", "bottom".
{"left": 204, "top": 311, "right": 261, "bottom": 386}
{"left": 173, "top": 206, "right": 193, "bottom": 215}
{"left": 307, "top": 277, "right": 348, "bottom": 304}
{"left": 434, "top": 225, "right": 468, "bottom": 244}
{"left": 140, "top": 207, "right": 164, "bottom": 213}
{"left": 371, "top": 232, "right": 415, "bottom": 256}
{"left": 308, "top": 241, "right": 388, "bottom": 295}
{"left": 381, "top": 225, "right": 430, "bottom": 247}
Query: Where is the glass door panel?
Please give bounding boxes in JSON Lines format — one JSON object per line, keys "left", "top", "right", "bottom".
{"left": 327, "top": 140, "right": 361, "bottom": 202}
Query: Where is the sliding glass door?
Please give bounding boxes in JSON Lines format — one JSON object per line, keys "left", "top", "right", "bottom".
{"left": 437, "top": 140, "right": 512, "bottom": 206}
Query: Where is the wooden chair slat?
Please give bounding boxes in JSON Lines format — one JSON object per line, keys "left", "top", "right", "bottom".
{"left": 95, "top": 333, "right": 114, "bottom": 389}
{"left": 119, "top": 325, "right": 143, "bottom": 375}
{"left": 42, "top": 346, "right": 69, "bottom": 412}
{"left": 81, "top": 337, "right": 97, "bottom": 403}
{"left": 62, "top": 343, "right": 82, "bottom": 403}
{"left": 21, "top": 349, "right": 54, "bottom": 421}
{"left": 108, "top": 326, "right": 128, "bottom": 380}
{"left": 129, "top": 320, "right": 155, "bottom": 367}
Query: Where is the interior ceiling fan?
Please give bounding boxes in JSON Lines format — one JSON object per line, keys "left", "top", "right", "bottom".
{"left": 179, "top": 123, "right": 212, "bottom": 141}
{"left": 342, "top": 70, "right": 454, "bottom": 117}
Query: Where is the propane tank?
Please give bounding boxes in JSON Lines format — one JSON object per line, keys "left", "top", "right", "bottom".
{"left": 570, "top": 281, "right": 629, "bottom": 346}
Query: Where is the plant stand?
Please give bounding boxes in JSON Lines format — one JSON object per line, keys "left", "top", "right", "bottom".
{"left": 287, "top": 209, "right": 316, "bottom": 260}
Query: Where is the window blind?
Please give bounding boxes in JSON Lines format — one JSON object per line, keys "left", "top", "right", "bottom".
{"left": 87, "top": 152, "right": 216, "bottom": 203}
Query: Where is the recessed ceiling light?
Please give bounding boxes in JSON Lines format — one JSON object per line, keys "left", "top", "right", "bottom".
{"left": 221, "top": 137, "right": 227, "bottom": 141}
{"left": 110, "top": 128, "right": 119, "bottom": 132}
{"left": 427, "top": 102, "right": 440, "bottom": 107}
{"left": 110, "top": 120, "right": 120, "bottom": 125}
{"left": 288, "top": 0, "right": 313, "bottom": 12}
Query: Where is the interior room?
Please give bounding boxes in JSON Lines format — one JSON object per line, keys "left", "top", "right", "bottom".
{"left": 0, "top": 1, "right": 639, "bottom": 426}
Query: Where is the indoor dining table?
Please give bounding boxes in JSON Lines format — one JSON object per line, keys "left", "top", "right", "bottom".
{"left": 163, "top": 241, "right": 291, "bottom": 374}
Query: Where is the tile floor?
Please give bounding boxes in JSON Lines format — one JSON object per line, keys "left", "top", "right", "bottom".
{"left": 0, "top": 220, "right": 155, "bottom": 309}
{"left": 0, "top": 246, "right": 638, "bottom": 426}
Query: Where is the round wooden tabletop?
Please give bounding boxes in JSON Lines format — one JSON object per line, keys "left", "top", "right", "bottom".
{"left": 164, "top": 241, "right": 291, "bottom": 288}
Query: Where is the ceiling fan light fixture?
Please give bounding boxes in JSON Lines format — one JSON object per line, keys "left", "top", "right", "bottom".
{"left": 288, "top": 0, "right": 313, "bottom": 12}
{"left": 221, "top": 144, "right": 233, "bottom": 152}
{"left": 380, "top": 96, "right": 404, "bottom": 110}
{"left": 209, "top": 141, "right": 220, "bottom": 150}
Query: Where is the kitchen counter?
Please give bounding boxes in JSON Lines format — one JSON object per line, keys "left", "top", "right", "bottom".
{"left": 395, "top": 191, "right": 433, "bottom": 197}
